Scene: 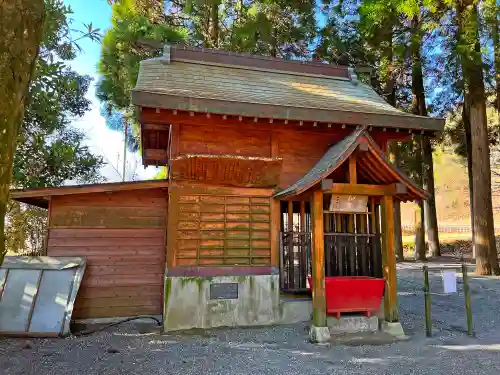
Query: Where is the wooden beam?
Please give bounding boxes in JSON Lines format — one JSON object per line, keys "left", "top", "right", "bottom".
{"left": 170, "top": 123, "right": 180, "bottom": 157}
{"left": 270, "top": 199, "right": 280, "bottom": 267}
{"left": 143, "top": 149, "right": 168, "bottom": 162}
{"left": 370, "top": 197, "right": 376, "bottom": 234}
{"left": 288, "top": 201, "right": 294, "bottom": 232}
{"left": 381, "top": 195, "right": 398, "bottom": 322}
{"left": 349, "top": 155, "right": 357, "bottom": 184}
{"left": 311, "top": 191, "right": 327, "bottom": 327}
{"left": 323, "top": 183, "right": 406, "bottom": 196}
{"left": 142, "top": 123, "right": 170, "bottom": 131}
{"left": 300, "top": 201, "right": 306, "bottom": 232}
{"left": 134, "top": 91, "right": 445, "bottom": 131}
{"left": 358, "top": 142, "right": 369, "bottom": 152}
{"left": 11, "top": 180, "right": 170, "bottom": 200}
{"left": 166, "top": 187, "right": 180, "bottom": 268}
{"left": 321, "top": 179, "right": 333, "bottom": 190}
{"left": 287, "top": 200, "right": 295, "bottom": 289}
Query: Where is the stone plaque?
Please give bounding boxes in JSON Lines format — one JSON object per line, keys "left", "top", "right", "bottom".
{"left": 210, "top": 283, "right": 239, "bottom": 300}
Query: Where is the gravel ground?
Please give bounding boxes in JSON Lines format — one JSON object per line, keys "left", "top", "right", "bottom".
{"left": 2, "top": 262, "right": 500, "bottom": 375}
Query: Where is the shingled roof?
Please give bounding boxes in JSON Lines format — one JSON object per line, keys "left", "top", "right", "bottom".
{"left": 274, "top": 127, "right": 429, "bottom": 202}
{"left": 132, "top": 45, "right": 444, "bottom": 131}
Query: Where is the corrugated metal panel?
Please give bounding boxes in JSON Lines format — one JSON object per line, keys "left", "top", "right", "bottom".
{"left": 0, "top": 257, "right": 86, "bottom": 337}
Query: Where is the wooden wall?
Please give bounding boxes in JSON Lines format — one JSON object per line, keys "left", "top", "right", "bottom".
{"left": 175, "top": 122, "right": 345, "bottom": 188}
{"left": 179, "top": 123, "right": 271, "bottom": 157}
{"left": 167, "top": 183, "right": 273, "bottom": 267}
{"left": 47, "top": 189, "right": 167, "bottom": 319}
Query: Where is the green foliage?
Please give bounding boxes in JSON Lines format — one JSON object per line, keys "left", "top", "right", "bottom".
{"left": 98, "top": 0, "right": 317, "bottom": 170}
{"left": 6, "top": 0, "right": 106, "bottom": 254}
{"left": 97, "top": 0, "right": 187, "bottom": 149}
{"left": 223, "top": 1, "right": 317, "bottom": 58}
{"left": 13, "top": 0, "right": 105, "bottom": 190}
{"left": 5, "top": 201, "right": 47, "bottom": 255}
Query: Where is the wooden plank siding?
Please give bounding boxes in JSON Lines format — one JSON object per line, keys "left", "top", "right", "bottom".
{"left": 178, "top": 123, "right": 272, "bottom": 157}
{"left": 46, "top": 189, "right": 167, "bottom": 319}
{"left": 169, "top": 183, "right": 273, "bottom": 267}
{"left": 172, "top": 122, "right": 350, "bottom": 188}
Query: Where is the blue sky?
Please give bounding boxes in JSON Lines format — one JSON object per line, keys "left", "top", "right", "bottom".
{"left": 65, "top": 0, "right": 156, "bottom": 181}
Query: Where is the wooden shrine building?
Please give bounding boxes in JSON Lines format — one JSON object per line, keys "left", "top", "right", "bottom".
{"left": 11, "top": 46, "right": 444, "bottom": 340}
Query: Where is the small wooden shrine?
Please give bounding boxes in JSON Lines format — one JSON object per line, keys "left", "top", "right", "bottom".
{"left": 11, "top": 45, "right": 444, "bottom": 339}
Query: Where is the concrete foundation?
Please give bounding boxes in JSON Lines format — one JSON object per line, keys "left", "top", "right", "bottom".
{"left": 381, "top": 321, "right": 407, "bottom": 339}
{"left": 309, "top": 325, "right": 331, "bottom": 343}
{"left": 164, "top": 274, "right": 281, "bottom": 331}
{"left": 327, "top": 315, "right": 379, "bottom": 334}
{"left": 164, "top": 274, "right": 396, "bottom": 337}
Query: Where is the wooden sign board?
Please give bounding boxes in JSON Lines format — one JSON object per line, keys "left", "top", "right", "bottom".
{"left": 328, "top": 194, "right": 368, "bottom": 213}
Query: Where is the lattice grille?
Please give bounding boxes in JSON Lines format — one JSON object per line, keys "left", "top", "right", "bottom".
{"left": 175, "top": 194, "right": 271, "bottom": 266}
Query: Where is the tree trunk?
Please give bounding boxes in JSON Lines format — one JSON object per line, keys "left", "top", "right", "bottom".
{"left": 414, "top": 200, "right": 426, "bottom": 261}
{"left": 410, "top": 14, "right": 440, "bottom": 257}
{"left": 414, "top": 136, "right": 426, "bottom": 261}
{"left": 457, "top": 1, "right": 499, "bottom": 275}
{"left": 389, "top": 143, "right": 404, "bottom": 261}
{"left": 383, "top": 27, "right": 404, "bottom": 262}
{"left": 0, "top": 0, "right": 45, "bottom": 265}
{"left": 208, "top": 1, "right": 220, "bottom": 48}
{"left": 463, "top": 98, "right": 476, "bottom": 259}
{"left": 422, "top": 136, "right": 440, "bottom": 256}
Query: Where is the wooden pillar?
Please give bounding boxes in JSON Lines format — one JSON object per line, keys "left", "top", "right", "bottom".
{"left": 349, "top": 154, "right": 357, "bottom": 184}
{"left": 300, "top": 201, "right": 306, "bottom": 232}
{"left": 381, "top": 195, "right": 399, "bottom": 322}
{"left": 270, "top": 199, "right": 280, "bottom": 267}
{"left": 311, "top": 190, "right": 327, "bottom": 327}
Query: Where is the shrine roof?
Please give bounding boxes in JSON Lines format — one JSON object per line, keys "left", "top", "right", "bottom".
{"left": 274, "top": 127, "right": 429, "bottom": 202}
{"left": 132, "top": 45, "right": 444, "bottom": 131}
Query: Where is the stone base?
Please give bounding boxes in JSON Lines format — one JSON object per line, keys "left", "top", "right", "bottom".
{"left": 309, "top": 325, "right": 331, "bottom": 343}
{"left": 280, "top": 299, "right": 312, "bottom": 324}
{"left": 381, "top": 321, "right": 407, "bottom": 339}
{"left": 164, "top": 274, "right": 281, "bottom": 331}
{"left": 327, "top": 315, "right": 379, "bottom": 334}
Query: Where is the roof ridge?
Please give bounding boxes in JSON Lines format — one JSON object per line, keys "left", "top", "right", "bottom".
{"left": 158, "top": 44, "right": 351, "bottom": 80}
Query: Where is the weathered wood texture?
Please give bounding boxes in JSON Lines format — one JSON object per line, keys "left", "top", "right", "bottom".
{"left": 141, "top": 110, "right": 415, "bottom": 182}
{"left": 168, "top": 183, "right": 273, "bottom": 267}
{"left": 311, "top": 191, "right": 327, "bottom": 327}
{"left": 173, "top": 122, "right": 347, "bottom": 188}
{"left": 170, "top": 154, "right": 283, "bottom": 187}
{"left": 381, "top": 195, "right": 398, "bottom": 322}
{"left": 178, "top": 123, "right": 272, "bottom": 157}
{"left": 134, "top": 56, "right": 444, "bottom": 130}
{"left": 46, "top": 189, "right": 167, "bottom": 319}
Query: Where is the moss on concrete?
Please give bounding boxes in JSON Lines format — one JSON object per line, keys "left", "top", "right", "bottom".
{"left": 178, "top": 276, "right": 208, "bottom": 292}
{"left": 164, "top": 277, "right": 172, "bottom": 308}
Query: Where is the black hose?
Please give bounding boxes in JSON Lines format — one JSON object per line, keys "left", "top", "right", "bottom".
{"left": 72, "top": 315, "right": 162, "bottom": 337}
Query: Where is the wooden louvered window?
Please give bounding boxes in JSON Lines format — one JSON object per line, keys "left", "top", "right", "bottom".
{"left": 175, "top": 194, "right": 271, "bottom": 266}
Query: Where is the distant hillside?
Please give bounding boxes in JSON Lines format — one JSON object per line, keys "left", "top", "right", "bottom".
{"left": 400, "top": 148, "right": 500, "bottom": 227}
